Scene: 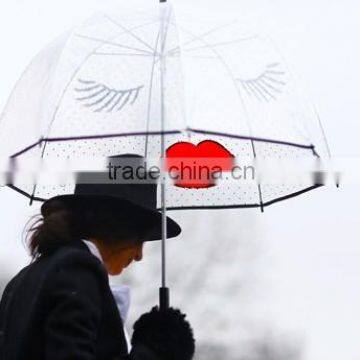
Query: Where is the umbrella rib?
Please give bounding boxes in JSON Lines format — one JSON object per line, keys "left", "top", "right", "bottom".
{"left": 75, "top": 34, "right": 154, "bottom": 55}
{"left": 165, "top": 20, "right": 238, "bottom": 55}
{"left": 104, "top": 15, "right": 156, "bottom": 53}
{"left": 93, "top": 51, "right": 155, "bottom": 57}
{"left": 167, "top": 36, "right": 257, "bottom": 56}
{"left": 10, "top": 139, "right": 42, "bottom": 158}
{"left": 6, "top": 184, "right": 46, "bottom": 202}
{"left": 257, "top": 184, "right": 264, "bottom": 212}
{"left": 160, "top": 5, "right": 172, "bottom": 53}
{"left": 313, "top": 106, "right": 332, "bottom": 158}
{"left": 168, "top": 54, "right": 218, "bottom": 59}
{"left": 145, "top": 28, "right": 162, "bottom": 157}
{"left": 262, "top": 184, "right": 323, "bottom": 207}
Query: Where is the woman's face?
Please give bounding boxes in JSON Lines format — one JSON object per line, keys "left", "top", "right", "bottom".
{"left": 105, "top": 241, "right": 144, "bottom": 275}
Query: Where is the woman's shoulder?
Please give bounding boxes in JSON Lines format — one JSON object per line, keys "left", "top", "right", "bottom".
{"left": 38, "top": 241, "right": 108, "bottom": 282}
{"left": 3, "top": 241, "right": 109, "bottom": 298}
{"left": 0, "top": 242, "right": 107, "bottom": 322}
{"left": 44, "top": 240, "right": 102, "bottom": 266}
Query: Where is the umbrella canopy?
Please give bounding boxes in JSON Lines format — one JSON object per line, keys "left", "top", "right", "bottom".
{"left": 0, "top": 1, "right": 329, "bottom": 208}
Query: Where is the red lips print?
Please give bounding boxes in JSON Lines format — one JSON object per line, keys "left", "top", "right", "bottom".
{"left": 165, "top": 140, "right": 235, "bottom": 189}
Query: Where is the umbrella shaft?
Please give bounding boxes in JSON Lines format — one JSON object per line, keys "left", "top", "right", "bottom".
{"left": 160, "top": 2, "right": 168, "bottom": 292}
{"left": 161, "top": 181, "right": 167, "bottom": 287}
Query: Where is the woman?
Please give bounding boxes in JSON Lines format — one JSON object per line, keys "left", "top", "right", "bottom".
{"left": 0, "top": 154, "right": 195, "bottom": 360}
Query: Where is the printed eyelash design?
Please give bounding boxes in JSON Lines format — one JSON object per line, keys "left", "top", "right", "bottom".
{"left": 237, "top": 63, "right": 286, "bottom": 102}
{"left": 75, "top": 79, "right": 144, "bottom": 113}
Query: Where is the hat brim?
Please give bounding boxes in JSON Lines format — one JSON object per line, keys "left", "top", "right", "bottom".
{"left": 40, "top": 194, "right": 181, "bottom": 241}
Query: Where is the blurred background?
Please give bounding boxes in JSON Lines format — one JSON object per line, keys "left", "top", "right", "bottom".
{"left": 0, "top": 0, "right": 359, "bottom": 359}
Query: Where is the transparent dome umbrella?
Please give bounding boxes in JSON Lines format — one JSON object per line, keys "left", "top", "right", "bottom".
{"left": 0, "top": 0, "right": 331, "bottom": 308}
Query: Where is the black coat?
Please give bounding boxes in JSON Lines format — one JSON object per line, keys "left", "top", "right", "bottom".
{"left": 0, "top": 240, "right": 143, "bottom": 360}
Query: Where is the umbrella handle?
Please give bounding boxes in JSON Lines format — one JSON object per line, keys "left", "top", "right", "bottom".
{"left": 159, "top": 287, "right": 170, "bottom": 311}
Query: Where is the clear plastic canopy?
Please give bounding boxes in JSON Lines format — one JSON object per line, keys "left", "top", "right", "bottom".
{"left": 0, "top": 1, "right": 329, "bottom": 210}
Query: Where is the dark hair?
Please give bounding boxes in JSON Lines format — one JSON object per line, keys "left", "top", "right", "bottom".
{"left": 25, "top": 198, "right": 156, "bottom": 258}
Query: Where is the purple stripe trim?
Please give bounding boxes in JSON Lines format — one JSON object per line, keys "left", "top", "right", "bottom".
{"left": 186, "top": 127, "right": 315, "bottom": 151}
{"left": 10, "top": 129, "right": 317, "bottom": 158}
{"left": 6, "top": 184, "right": 323, "bottom": 210}
{"left": 159, "top": 184, "right": 323, "bottom": 211}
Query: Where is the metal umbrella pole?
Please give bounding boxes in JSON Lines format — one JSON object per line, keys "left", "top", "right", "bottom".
{"left": 159, "top": 0, "right": 169, "bottom": 311}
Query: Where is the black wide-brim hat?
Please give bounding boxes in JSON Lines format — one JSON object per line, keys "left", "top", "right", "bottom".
{"left": 40, "top": 154, "right": 181, "bottom": 241}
